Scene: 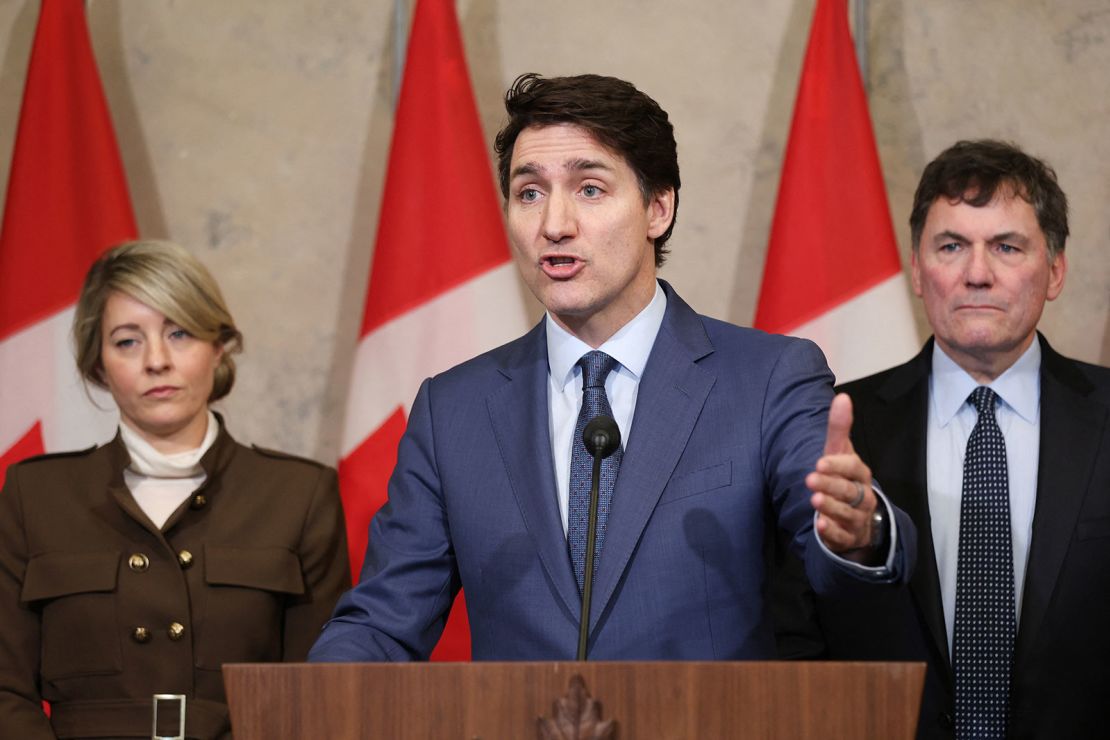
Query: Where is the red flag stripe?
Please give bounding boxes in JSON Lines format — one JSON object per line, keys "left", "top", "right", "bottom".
{"left": 359, "top": 0, "right": 511, "bottom": 337}
{"left": 1, "top": 0, "right": 136, "bottom": 465}
{"left": 754, "top": 0, "right": 901, "bottom": 334}
{"left": 339, "top": 407, "right": 406, "bottom": 579}
{"left": 0, "top": 422, "right": 44, "bottom": 485}
{"left": 0, "top": 0, "right": 137, "bottom": 342}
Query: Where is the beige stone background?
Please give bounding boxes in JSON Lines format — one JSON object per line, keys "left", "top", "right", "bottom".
{"left": 0, "top": 0, "right": 1107, "bottom": 463}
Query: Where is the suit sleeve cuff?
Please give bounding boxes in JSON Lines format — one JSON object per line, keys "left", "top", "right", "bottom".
{"left": 812, "top": 484, "right": 899, "bottom": 577}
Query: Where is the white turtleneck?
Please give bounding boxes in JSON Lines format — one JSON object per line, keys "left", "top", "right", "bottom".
{"left": 119, "top": 410, "right": 220, "bottom": 529}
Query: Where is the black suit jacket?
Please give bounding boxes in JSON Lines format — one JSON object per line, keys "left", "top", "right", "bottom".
{"left": 771, "top": 335, "right": 1110, "bottom": 739}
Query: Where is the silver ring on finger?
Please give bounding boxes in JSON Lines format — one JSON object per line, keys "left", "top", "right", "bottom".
{"left": 849, "top": 481, "right": 866, "bottom": 508}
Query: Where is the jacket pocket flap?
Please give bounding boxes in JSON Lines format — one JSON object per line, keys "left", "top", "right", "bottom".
{"left": 204, "top": 545, "right": 304, "bottom": 595}
{"left": 21, "top": 551, "right": 120, "bottom": 603}
{"left": 659, "top": 461, "right": 733, "bottom": 505}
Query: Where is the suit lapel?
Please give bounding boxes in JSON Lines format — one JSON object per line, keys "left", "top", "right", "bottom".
{"left": 1016, "top": 336, "right": 1105, "bottom": 667}
{"left": 92, "top": 434, "right": 165, "bottom": 539}
{"left": 589, "top": 286, "right": 716, "bottom": 629}
{"left": 485, "top": 321, "right": 583, "bottom": 619}
{"left": 863, "top": 342, "right": 953, "bottom": 680}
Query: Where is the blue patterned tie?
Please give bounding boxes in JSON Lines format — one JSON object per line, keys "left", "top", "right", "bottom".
{"left": 568, "top": 351, "right": 623, "bottom": 594}
{"left": 953, "top": 386, "right": 1015, "bottom": 739}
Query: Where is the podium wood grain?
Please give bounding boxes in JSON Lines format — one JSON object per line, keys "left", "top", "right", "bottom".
{"left": 224, "top": 661, "right": 925, "bottom": 739}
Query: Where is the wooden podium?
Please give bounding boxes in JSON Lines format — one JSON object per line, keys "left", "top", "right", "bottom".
{"left": 224, "top": 661, "right": 925, "bottom": 739}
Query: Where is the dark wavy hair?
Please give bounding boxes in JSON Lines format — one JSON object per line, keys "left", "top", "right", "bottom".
{"left": 910, "top": 139, "right": 1068, "bottom": 257}
{"left": 494, "top": 73, "right": 681, "bottom": 266}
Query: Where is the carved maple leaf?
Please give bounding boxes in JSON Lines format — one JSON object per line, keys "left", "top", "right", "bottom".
{"left": 537, "top": 674, "right": 617, "bottom": 740}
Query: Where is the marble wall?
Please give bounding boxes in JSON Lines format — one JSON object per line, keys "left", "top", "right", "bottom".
{"left": 0, "top": 0, "right": 1107, "bottom": 461}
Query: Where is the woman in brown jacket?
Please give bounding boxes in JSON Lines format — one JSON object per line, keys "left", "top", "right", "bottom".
{"left": 0, "top": 241, "right": 350, "bottom": 739}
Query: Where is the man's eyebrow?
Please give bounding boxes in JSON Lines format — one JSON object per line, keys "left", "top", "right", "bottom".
{"left": 987, "top": 231, "right": 1029, "bottom": 245}
{"left": 509, "top": 158, "right": 615, "bottom": 182}
{"left": 566, "top": 158, "right": 613, "bottom": 173}
{"left": 933, "top": 230, "right": 969, "bottom": 244}
{"left": 509, "top": 162, "right": 540, "bottom": 181}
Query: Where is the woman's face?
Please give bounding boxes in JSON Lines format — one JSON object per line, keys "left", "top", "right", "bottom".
{"left": 99, "top": 291, "right": 222, "bottom": 452}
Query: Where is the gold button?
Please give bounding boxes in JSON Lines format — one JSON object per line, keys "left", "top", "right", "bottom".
{"left": 177, "top": 550, "right": 194, "bottom": 569}
{"left": 132, "top": 626, "right": 151, "bottom": 643}
{"left": 190, "top": 494, "right": 207, "bottom": 509}
{"left": 128, "top": 553, "right": 150, "bottom": 572}
{"left": 168, "top": 622, "right": 186, "bottom": 641}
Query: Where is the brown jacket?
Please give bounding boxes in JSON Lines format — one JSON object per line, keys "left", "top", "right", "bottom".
{"left": 0, "top": 418, "right": 349, "bottom": 739}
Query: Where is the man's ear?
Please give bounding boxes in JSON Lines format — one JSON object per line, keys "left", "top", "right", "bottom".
{"left": 646, "top": 188, "right": 675, "bottom": 240}
{"left": 1046, "top": 250, "right": 1067, "bottom": 301}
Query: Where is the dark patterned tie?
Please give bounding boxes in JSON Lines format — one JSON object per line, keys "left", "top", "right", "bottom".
{"left": 953, "top": 386, "right": 1016, "bottom": 739}
{"left": 567, "top": 351, "right": 623, "bottom": 593}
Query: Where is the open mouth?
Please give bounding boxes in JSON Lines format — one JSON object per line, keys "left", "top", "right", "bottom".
{"left": 541, "top": 255, "right": 584, "bottom": 279}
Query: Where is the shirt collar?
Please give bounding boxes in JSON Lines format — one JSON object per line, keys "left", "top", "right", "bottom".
{"left": 930, "top": 338, "right": 1041, "bottom": 426}
{"left": 546, "top": 280, "right": 667, "bottom": 390}
{"left": 119, "top": 409, "right": 220, "bottom": 478}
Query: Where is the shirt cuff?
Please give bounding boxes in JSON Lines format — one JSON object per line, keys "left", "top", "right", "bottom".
{"left": 813, "top": 483, "right": 899, "bottom": 577}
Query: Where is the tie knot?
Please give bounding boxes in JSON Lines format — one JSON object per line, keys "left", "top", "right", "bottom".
{"left": 578, "top": 350, "right": 618, "bottom": 389}
{"left": 969, "top": 386, "right": 998, "bottom": 416}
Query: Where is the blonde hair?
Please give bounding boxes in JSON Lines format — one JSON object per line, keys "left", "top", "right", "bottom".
{"left": 73, "top": 240, "right": 243, "bottom": 401}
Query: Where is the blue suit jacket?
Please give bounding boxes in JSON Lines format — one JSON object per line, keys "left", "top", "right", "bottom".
{"left": 310, "top": 282, "right": 915, "bottom": 661}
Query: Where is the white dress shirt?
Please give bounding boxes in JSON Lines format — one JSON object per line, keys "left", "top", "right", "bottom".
{"left": 927, "top": 341, "right": 1041, "bottom": 657}
{"left": 546, "top": 282, "right": 667, "bottom": 535}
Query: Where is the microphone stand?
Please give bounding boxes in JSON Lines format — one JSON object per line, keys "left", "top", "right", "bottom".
{"left": 576, "top": 415, "right": 620, "bottom": 661}
{"left": 577, "top": 449, "right": 604, "bottom": 661}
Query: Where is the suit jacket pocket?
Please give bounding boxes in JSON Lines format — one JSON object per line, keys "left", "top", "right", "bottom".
{"left": 1077, "top": 516, "right": 1110, "bottom": 540}
{"left": 22, "top": 551, "right": 122, "bottom": 680}
{"left": 204, "top": 546, "right": 306, "bottom": 594}
{"left": 196, "top": 545, "right": 304, "bottom": 668}
{"left": 658, "top": 461, "right": 732, "bottom": 506}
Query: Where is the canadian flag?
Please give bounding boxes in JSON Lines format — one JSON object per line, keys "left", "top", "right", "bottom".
{"left": 754, "top": 0, "right": 917, "bottom": 383}
{"left": 338, "top": 0, "right": 528, "bottom": 661}
{"left": 0, "top": 0, "right": 138, "bottom": 481}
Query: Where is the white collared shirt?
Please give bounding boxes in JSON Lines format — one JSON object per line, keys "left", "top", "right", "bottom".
{"left": 927, "top": 340, "right": 1041, "bottom": 657}
{"left": 546, "top": 282, "right": 667, "bottom": 534}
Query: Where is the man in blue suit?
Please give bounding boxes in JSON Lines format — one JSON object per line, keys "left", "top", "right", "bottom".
{"left": 309, "top": 73, "right": 916, "bottom": 662}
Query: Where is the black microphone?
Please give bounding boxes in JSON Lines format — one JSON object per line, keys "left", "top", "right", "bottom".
{"left": 583, "top": 415, "right": 621, "bottom": 459}
{"left": 577, "top": 414, "right": 621, "bottom": 661}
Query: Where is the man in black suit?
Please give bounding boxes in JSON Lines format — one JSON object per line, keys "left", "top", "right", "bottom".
{"left": 773, "top": 140, "right": 1110, "bottom": 739}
